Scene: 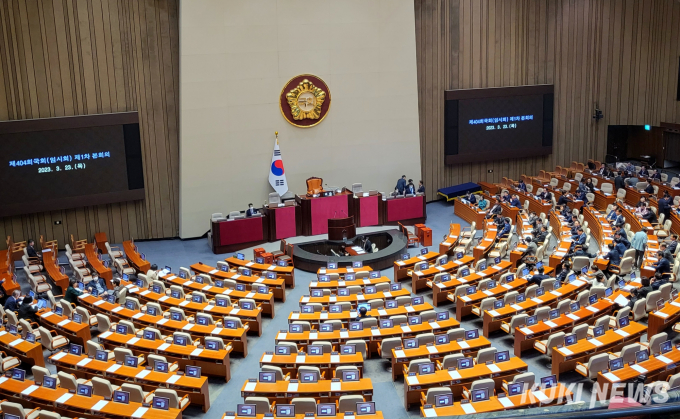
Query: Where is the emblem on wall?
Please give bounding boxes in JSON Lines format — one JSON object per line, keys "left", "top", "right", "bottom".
{"left": 280, "top": 74, "right": 331, "bottom": 128}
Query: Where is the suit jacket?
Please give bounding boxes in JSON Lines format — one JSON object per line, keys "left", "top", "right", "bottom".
{"left": 246, "top": 208, "right": 259, "bottom": 217}
{"left": 614, "top": 176, "right": 626, "bottom": 190}
{"left": 396, "top": 178, "right": 406, "bottom": 193}
{"left": 499, "top": 224, "right": 511, "bottom": 238}
{"left": 535, "top": 231, "right": 548, "bottom": 243}
{"left": 406, "top": 184, "right": 416, "bottom": 194}
{"left": 645, "top": 184, "right": 655, "bottom": 194}
{"left": 574, "top": 233, "right": 587, "bottom": 246}
{"left": 489, "top": 205, "right": 502, "bottom": 215}
{"left": 26, "top": 246, "right": 39, "bottom": 259}
{"left": 654, "top": 257, "right": 671, "bottom": 276}
{"left": 658, "top": 198, "right": 671, "bottom": 214}
{"left": 557, "top": 195, "right": 572, "bottom": 206}
{"left": 3, "top": 296, "right": 18, "bottom": 312}
{"left": 518, "top": 183, "right": 527, "bottom": 192}
{"left": 668, "top": 241, "right": 677, "bottom": 254}
{"left": 510, "top": 198, "right": 521, "bottom": 208}
{"left": 468, "top": 194, "right": 477, "bottom": 204}
{"left": 417, "top": 185, "right": 425, "bottom": 193}
{"left": 613, "top": 215, "right": 625, "bottom": 227}
{"left": 639, "top": 169, "right": 649, "bottom": 177}
{"left": 604, "top": 249, "right": 621, "bottom": 266}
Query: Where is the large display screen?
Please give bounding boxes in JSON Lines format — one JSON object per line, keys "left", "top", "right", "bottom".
{"left": 444, "top": 85, "right": 553, "bottom": 164}
{"left": 0, "top": 112, "right": 144, "bottom": 217}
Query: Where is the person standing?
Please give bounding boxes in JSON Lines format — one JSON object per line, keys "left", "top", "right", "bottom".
{"left": 417, "top": 180, "right": 425, "bottom": 193}
{"left": 630, "top": 230, "right": 647, "bottom": 269}
{"left": 395, "top": 175, "right": 406, "bottom": 195}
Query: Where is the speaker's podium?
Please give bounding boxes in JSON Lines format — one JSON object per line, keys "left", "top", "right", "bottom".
{"left": 328, "top": 216, "right": 356, "bottom": 241}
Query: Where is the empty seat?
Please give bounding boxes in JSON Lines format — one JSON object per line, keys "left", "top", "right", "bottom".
{"left": 575, "top": 353, "right": 609, "bottom": 379}
{"left": 0, "top": 402, "right": 40, "bottom": 419}
{"left": 338, "top": 395, "right": 365, "bottom": 412}
{"left": 38, "top": 326, "right": 68, "bottom": 352}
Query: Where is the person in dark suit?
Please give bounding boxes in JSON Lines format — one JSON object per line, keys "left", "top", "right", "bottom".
{"left": 395, "top": 175, "right": 406, "bottom": 195}
{"left": 405, "top": 179, "right": 416, "bottom": 195}
{"left": 517, "top": 179, "right": 527, "bottom": 192}
{"left": 246, "top": 204, "right": 259, "bottom": 217}
{"left": 500, "top": 190, "right": 511, "bottom": 203}
{"left": 614, "top": 172, "right": 626, "bottom": 190}
{"left": 417, "top": 180, "right": 425, "bottom": 193}
{"left": 612, "top": 209, "right": 625, "bottom": 228}
{"left": 510, "top": 195, "right": 521, "bottom": 208}
{"left": 602, "top": 243, "right": 621, "bottom": 275}
{"left": 573, "top": 228, "right": 587, "bottom": 247}
{"left": 639, "top": 166, "right": 649, "bottom": 177}
{"left": 498, "top": 219, "right": 511, "bottom": 239}
{"left": 650, "top": 171, "right": 662, "bottom": 181}
{"left": 643, "top": 207, "right": 658, "bottom": 224}
{"left": 584, "top": 178, "right": 596, "bottom": 193}
{"left": 18, "top": 296, "right": 39, "bottom": 323}
{"left": 539, "top": 190, "right": 553, "bottom": 202}
{"left": 569, "top": 221, "right": 581, "bottom": 238}
{"left": 637, "top": 276, "right": 654, "bottom": 299}
{"left": 3, "top": 290, "right": 20, "bottom": 312}
{"left": 667, "top": 235, "right": 678, "bottom": 255}
{"left": 598, "top": 165, "right": 611, "bottom": 177}
{"left": 658, "top": 195, "right": 672, "bottom": 220}
{"left": 362, "top": 236, "right": 373, "bottom": 254}
{"left": 534, "top": 226, "right": 548, "bottom": 244}
{"left": 644, "top": 183, "right": 655, "bottom": 195}
{"left": 557, "top": 192, "right": 573, "bottom": 206}
{"left": 528, "top": 267, "right": 550, "bottom": 286}
{"left": 26, "top": 239, "right": 40, "bottom": 259}
{"left": 486, "top": 201, "right": 502, "bottom": 219}
{"left": 652, "top": 251, "right": 671, "bottom": 280}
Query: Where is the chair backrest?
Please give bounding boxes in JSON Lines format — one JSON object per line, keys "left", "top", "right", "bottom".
{"left": 268, "top": 193, "right": 281, "bottom": 205}
{"left": 470, "top": 378, "right": 496, "bottom": 394}
{"left": 153, "top": 389, "right": 182, "bottom": 409}
{"left": 545, "top": 332, "right": 565, "bottom": 357}
{"left": 572, "top": 323, "right": 589, "bottom": 340}
{"left": 646, "top": 291, "right": 662, "bottom": 312}
{"left": 379, "top": 337, "right": 401, "bottom": 359}
{"left": 475, "top": 347, "right": 497, "bottom": 364}
{"left": 648, "top": 332, "right": 669, "bottom": 354}
{"left": 619, "top": 343, "right": 642, "bottom": 365}
{"left": 291, "top": 398, "right": 318, "bottom": 414}
{"left": 585, "top": 353, "right": 610, "bottom": 379}
{"left": 632, "top": 299, "right": 647, "bottom": 321}
{"left": 245, "top": 397, "right": 272, "bottom": 415}
{"left": 121, "top": 383, "right": 147, "bottom": 403}
{"left": 306, "top": 177, "right": 323, "bottom": 195}
{"left": 92, "top": 377, "right": 114, "bottom": 398}
{"left": 0, "top": 402, "right": 26, "bottom": 419}
{"left": 57, "top": 371, "right": 79, "bottom": 390}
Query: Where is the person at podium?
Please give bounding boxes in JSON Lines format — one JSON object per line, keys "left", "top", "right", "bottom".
{"left": 246, "top": 203, "right": 259, "bottom": 217}
{"left": 395, "top": 175, "right": 407, "bottom": 195}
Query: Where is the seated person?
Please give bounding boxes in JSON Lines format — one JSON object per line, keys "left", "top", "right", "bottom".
{"left": 651, "top": 271, "right": 669, "bottom": 291}
{"left": 572, "top": 227, "right": 587, "bottom": 247}
{"left": 517, "top": 179, "right": 527, "bottom": 192}
{"left": 510, "top": 195, "right": 521, "bottom": 209}
{"left": 557, "top": 192, "right": 573, "bottom": 206}
{"left": 527, "top": 212, "right": 539, "bottom": 227}
{"left": 477, "top": 197, "right": 487, "bottom": 210}
{"left": 650, "top": 170, "right": 662, "bottom": 181}
{"left": 606, "top": 207, "right": 618, "bottom": 222}
{"left": 498, "top": 219, "right": 511, "bottom": 239}
{"left": 555, "top": 260, "right": 572, "bottom": 282}
{"left": 591, "top": 272, "right": 606, "bottom": 289}
{"left": 637, "top": 276, "right": 653, "bottom": 299}
{"left": 636, "top": 196, "right": 648, "bottom": 208}
{"left": 417, "top": 180, "right": 425, "bottom": 194}
{"left": 463, "top": 191, "right": 476, "bottom": 205}
{"left": 18, "top": 296, "right": 39, "bottom": 323}
{"left": 538, "top": 189, "right": 553, "bottom": 202}
{"left": 644, "top": 182, "right": 655, "bottom": 195}
{"left": 639, "top": 165, "right": 649, "bottom": 177}
{"left": 584, "top": 178, "right": 596, "bottom": 193}
{"left": 602, "top": 243, "right": 621, "bottom": 275}
{"left": 584, "top": 264, "right": 601, "bottom": 282}
{"left": 486, "top": 200, "right": 502, "bottom": 219}
{"left": 667, "top": 234, "right": 678, "bottom": 254}
{"left": 652, "top": 252, "right": 671, "bottom": 281}
{"left": 528, "top": 266, "right": 550, "bottom": 286}
{"left": 612, "top": 209, "right": 625, "bottom": 228}
{"left": 569, "top": 221, "right": 581, "bottom": 237}
{"left": 500, "top": 190, "right": 511, "bottom": 203}
{"left": 246, "top": 203, "right": 259, "bottom": 217}
{"left": 534, "top": 226, "right": 548, "bottom": 244}
{"left": 521, "top": 237, "right": 538, "bottom": 263}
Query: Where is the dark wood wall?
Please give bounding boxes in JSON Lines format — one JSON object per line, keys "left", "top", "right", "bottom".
{"left": 0, "top": 0, "right": 179, "bottom": 248}
{"left": 415, "top": 0, "right": 680, "bottom": 199}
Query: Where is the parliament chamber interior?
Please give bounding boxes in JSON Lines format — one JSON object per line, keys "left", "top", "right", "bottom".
{"left": 0, "top": 1, "right": 680, "bottom": 419}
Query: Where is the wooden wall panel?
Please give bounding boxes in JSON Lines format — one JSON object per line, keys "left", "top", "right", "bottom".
{"left": 0, "top": 0, "right": 179, "bottom": 249}
{"left": 415, "top": 0, "right": 680, "bottom": 199}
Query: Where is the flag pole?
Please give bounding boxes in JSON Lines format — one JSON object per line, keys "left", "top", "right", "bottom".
{"left": 275, "top": 131, "right": 278, "bottom": 145}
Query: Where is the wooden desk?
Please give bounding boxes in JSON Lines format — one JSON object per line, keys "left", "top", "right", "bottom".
{"left": 550, "top": 322, "right": 647, "bottom": 379}
{"left": 158, "top": 274, "right": 275, "bottom": 318}
{"left": 211, "top": 216, "right": 269, "bottom": 254}
{"left": 123, "top": 241, "right": 151, "bottom": 273}
{"left": 226, "top": 257, "right": 295, "bottom": 289}
{"left": 298, "top": 289, "right": 411, "bottom": 308}
{"left": 454, "top": 278, "right": 529, "bottom": 321}
{"left": 309, "top": 276, "right": 390, "bottom": 291}
{"left": 548, "top": 210, "right": 573, "bottom": 269}
{"left": 49, "top": 351, "right": 210, "bottom": 411}
{"left": 297, "top": 191, "right": 352, "bottom": 236}
{"left": 43, "top": 249, "right": 69, "bottom": 292}
{"left": 0, "top": 327, "right": 44, "bottom": 366}
{"left": 240, "top": 378, "right": 373, "bottom": 405}
{"left": 402, "top": 357, "right": 528, "bottom": 409}
{"left": 481, "top": 277, "right": 589, "bottom": 337}
{"left": 275, "top": 318, "right": 461, "bottom": 356}
{"left": 0, "top": 272, "right": 20, "bottom": 296}
{"left": 454, "top": 200, "right": 486, "bottom": 227}
{"left": 79, "top": 294, "right": 249, "bottom": 356}
{"left": 390, "top": 336, "right": 491, "bottom": 380}
{"left": 512, "top": 298, "right": 615, "bottom": 356}
{"left": 472, "top": 221, "right": 497, "bottom": 261}
{"left": 618, "top": 203, "right": 653, "bottom": 233}
{"left": 596, "top": 347, "right": 680, "bottom": 400}
{"left": 289, "top": 303, "right": 435, "bottom": 326}
{"left": 37, "top": 309, "right": 91, "bottom": 347}
{"left": 439, "top": 224, "right": 461, "bottom": 255}
{"left": 98, "top": 329, "right": 232, "bottom": 382}
{"left": 0, "top": 376, "right": 182, "bottom": 419}
{"left": 95, "top": 232, "right": 109, "bottom": 254}
{"left": 85, "top": 243, "right": 113, "bottom": 282}
{"left": 259, "top": 351, "right": 364, "bottom": 378}
{"left": 411, "top": 256, "right": 476, "bottom": 294}
{"left": 514, "top": 189, "right": 552, "bottom": 216}
{"left": 477, "top": 182, "right": 499, "bottom": 195}
{"left": 316, "top": 266, "right": 373, "bottom": 278}
{"left": 393, "top": 251, "right": 439, "bottom": 282}
{"left": 420, "top": 384, "right": 572, "bottom": 416}
{"left": 428, "top": 261, "right": 513, "bottom": 307}
{"left": 191, "top": 262, "right": 286, "bottom": 302}
{"left": 647, "top": 297, "right": 680, "bottom": 339}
